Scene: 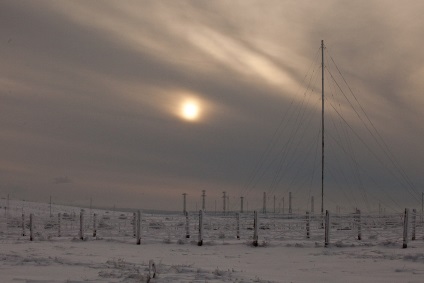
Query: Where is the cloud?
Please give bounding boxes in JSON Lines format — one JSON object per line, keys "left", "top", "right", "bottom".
{"left": 0, "top": 0, "right": 423, "bottom": 210}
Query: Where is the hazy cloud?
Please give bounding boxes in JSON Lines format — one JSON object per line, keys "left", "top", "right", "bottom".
{"left": 0, "top": 0, "right": 423, "bottom": 211}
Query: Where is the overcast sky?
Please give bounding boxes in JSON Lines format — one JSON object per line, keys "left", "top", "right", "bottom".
{"left": 1, "top": 0, "right": 423, "bottom": 212}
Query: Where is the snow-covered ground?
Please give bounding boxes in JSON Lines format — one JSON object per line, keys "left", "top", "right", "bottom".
{"left": 1, "top": 200, "right": 424, "bottom": 282}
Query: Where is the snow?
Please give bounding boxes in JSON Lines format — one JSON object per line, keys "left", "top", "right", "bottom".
{"left": 1, "top": 200, "right": 424, "bottom": 282}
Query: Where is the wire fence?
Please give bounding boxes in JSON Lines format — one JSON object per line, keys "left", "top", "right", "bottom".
{"left": 1, "top": 207, "right": 423, "bottom": 248}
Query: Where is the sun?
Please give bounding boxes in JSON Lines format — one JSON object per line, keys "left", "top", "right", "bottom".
{"left": 181, "top": 102, "right": 200, "bottom": 121}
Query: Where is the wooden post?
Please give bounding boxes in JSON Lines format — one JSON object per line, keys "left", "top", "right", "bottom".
{"left": 185, "top": 211, "right": 190, "bottom": 238}
{"left": 306, "top": 211, "right": 310, "bottom": 239}
{"left": 93, "top": 213, "right": 97, "bottom": 237}
{"left": 182, "top": 193, "right": 187, "bottom": 214}
{"left": 29, "top": 213, "right": 34, "bottom": 241}
{"left": 412, "top": 209, "right": 416, "bottom": 241}
{"left": 136, "top": 210, "right": 141, "bottom": 245}
{"left": 289, "top": 192, "right": 292, "bottom": 215}
{"left": 79, "top": 209, "right": 84, "bottom": 240}
{"left": 236, "top": 213, "right": 240, "bottom": 239}
{"left": 324, "top": 210, "right": 330, "bottom": 247}
{"left": 198, "top": 210, "right": 203, "bottom": 246}
{"left": 132, "top": 212, "right": 136, "bottom": 237}
{"left": 58, "top": 213, "right": 61, "bottom": 237}
{"left": 357, "top": 209, "right": 362, "bottom": 240}
{"left": 403, "top": 208, "right": 409, "bottom": 249}
{"left": 202, "top": 190, "right": 206, "bottom": 211}
{"left": 21, "top": 213, "right": 25, "bottom": 236}
{"left": 253, "top": 211, "right": 259, "bottom": 247}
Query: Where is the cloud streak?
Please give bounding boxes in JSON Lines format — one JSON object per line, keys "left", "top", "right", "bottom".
{"left": 0, "top": 0, "right": 423, "bottom": 211}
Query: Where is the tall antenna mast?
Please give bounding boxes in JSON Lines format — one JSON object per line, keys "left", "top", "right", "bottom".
{"left": 321, "top": 40, "right": 325, "bottom": 218}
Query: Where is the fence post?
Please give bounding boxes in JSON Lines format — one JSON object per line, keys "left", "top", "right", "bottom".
{"left": 136, "top": 210, "right": 141, "bottom": 245}
{"left": 324, "top": 210, "right": 330, "bottom": 247}
{"left": 306, "top": 211, "right": 310, "bottom": 239}
{"left": 357, "top": 209, "right": 362, "bottom": 240}
{"left": 412, "top": 209, "right": 416, "bottom": 241}
{"left": 132, "top": 212, "right": 136, "bottom": 237}
{"left": 236, "top": 213, "right": 240, "bottom": 239}
{"left": 79, "top": 209, "right": 84, "bottom": 240}
{"left": 93, "top": 213, "right": 97, "bottom": 237}
{"left": 29, "top": 213, "right": 34, "bottom": 241}
{"left": 58, "top": 213, "right": 61, "bottom": 237}
{"left": 198, "top": 210, "right": 204, "bottom": 246}
{"left": 185, "top": 211, "right": 190, "bottom": 238}
{"left": 253, "top": 211, "right": 259, "bottom": 247}
{"left": 22, "top": 213, "right": 25, "bottom": 236}
{"left": 403, "top": 208, "right": 409, "bottom": 249}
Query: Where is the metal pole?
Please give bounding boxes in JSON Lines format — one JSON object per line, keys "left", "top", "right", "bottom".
{"left": 321, "top": 40, "right": 325, "bottom": 219}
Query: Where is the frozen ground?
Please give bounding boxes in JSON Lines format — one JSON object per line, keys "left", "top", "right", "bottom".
{"left": 1, "top": 200, "right": 424, "bottom": 282}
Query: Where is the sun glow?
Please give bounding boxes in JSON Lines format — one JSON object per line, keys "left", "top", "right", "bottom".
{"left": 181, "top": 101, "right": 200, "bottom": 121}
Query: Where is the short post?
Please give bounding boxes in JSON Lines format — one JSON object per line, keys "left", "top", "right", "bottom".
{"left": 93, "top": 213, "right": 97, "bottom": 237}
{"left": 324, "top": 210, "right": 330, "bottom": 247}
{"left": 132, "top": 212, "right": 136, "bottom": 237}
{"left": 411, "top": 209, "right": 416, "bottom": 241}
{"left": 198, "top": 210, "right": 203, "bottom": 246}
{"left": 21, "top": 213, "right": 25, "bottom": 236}
{"left": 356, "top": 209, "right": 362, "bottom": 240}
{"left": 58, "top": 213, "right": 61, "bottom": 237}
{"left": 185, "top": 211, "right": 190, "bottom": 238}
{"left": 136, "top": 210, "right": 141, "bottom": 245}
{"left": 306, "top": 211, "right": 310, "bottom": 239}
{"left": 253, "top": 211, "right": 258, "bottom": 247}
{"left": 79, "top": 209, "right": 84, "bottom": 240}
{"left": 236, "top": 212, "right": 240, "bottom": 239}
{"left": 403, "top": 208, "right": 409, "bottom": 249}
{"left": 29, "top": 213, "right": 34, "bottom": 241}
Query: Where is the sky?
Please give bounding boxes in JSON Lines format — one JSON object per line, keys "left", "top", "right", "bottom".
{"left": 1, "top": 0, "right": 423, "bottom": 212}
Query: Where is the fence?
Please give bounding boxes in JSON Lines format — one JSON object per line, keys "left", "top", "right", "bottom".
{"left": 1, "top": 207, "right": 423, "bottom": 249}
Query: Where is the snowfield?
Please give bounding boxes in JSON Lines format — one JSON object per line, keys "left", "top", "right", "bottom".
{"left": 1, "top": 200, "right": 424, "bottom": 282}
